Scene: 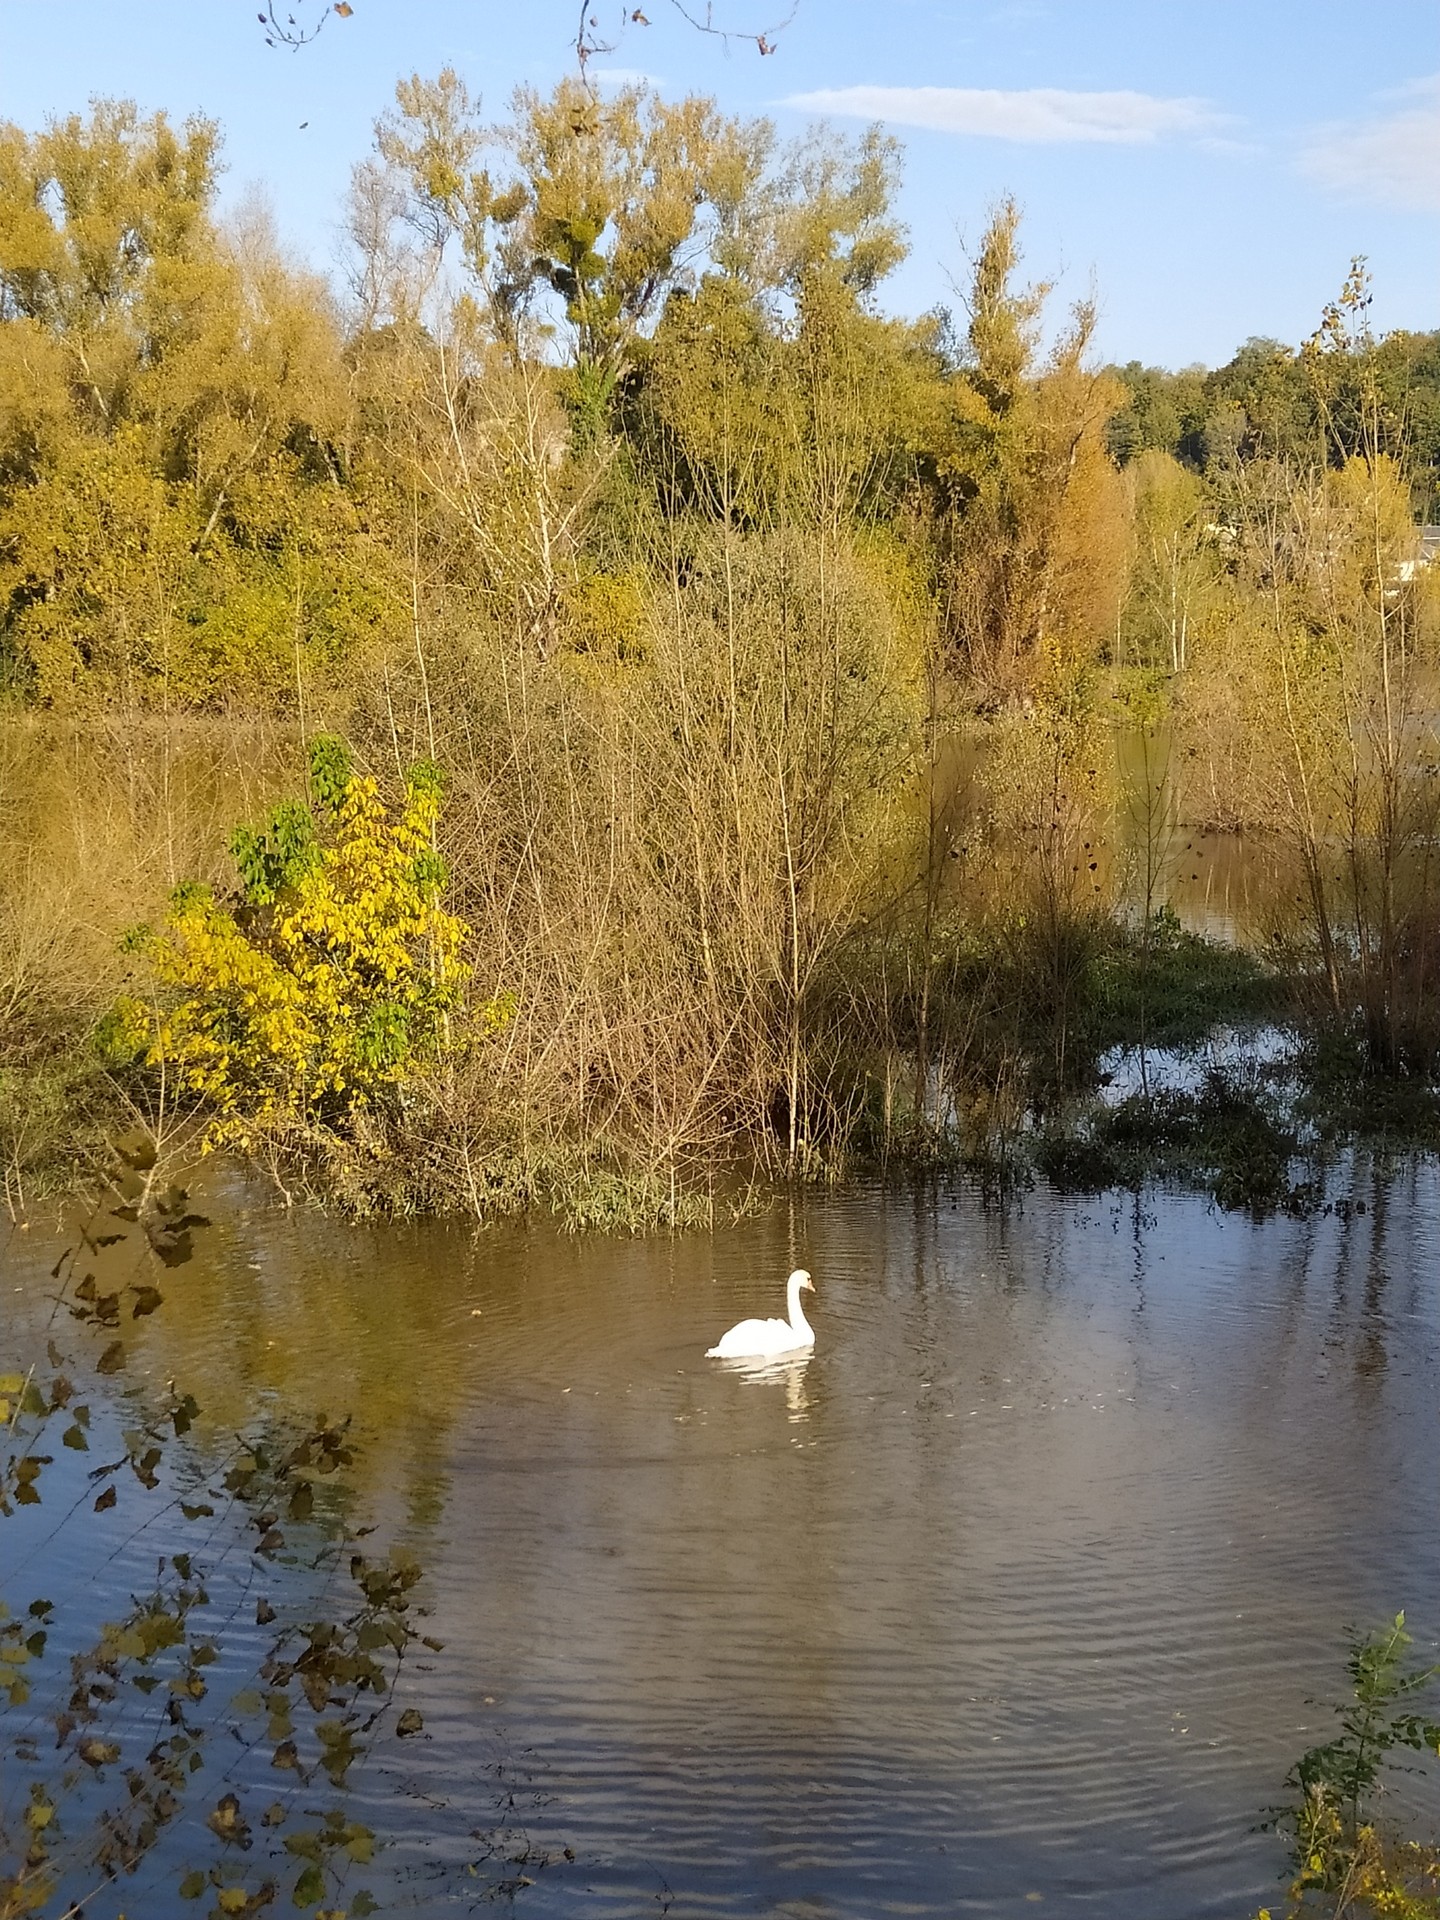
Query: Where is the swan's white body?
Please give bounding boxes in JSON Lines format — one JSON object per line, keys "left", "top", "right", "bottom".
{"left": 707, "top": 1269, "right": 815, "bottom": 1359}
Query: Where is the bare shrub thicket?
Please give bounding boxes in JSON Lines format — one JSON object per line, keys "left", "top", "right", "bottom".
{"left": 332, "top": 295, "right": 929, "bottom": 1211}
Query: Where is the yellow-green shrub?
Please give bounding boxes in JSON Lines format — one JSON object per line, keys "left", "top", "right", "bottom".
{"left": 114, "top": 737, "right": 481, "bottom": 1143}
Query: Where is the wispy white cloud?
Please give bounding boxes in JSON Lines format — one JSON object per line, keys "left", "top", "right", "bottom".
{"left": 781, "top": 84, "right": 1223, "bottom": 145}
{"left": 1300, "top": 75, "right": 1440, "bottom": 213}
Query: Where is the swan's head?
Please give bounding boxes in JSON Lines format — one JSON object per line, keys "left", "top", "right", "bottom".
{"left": 790, "top": 1268, "right": 813, "bottom": 1291}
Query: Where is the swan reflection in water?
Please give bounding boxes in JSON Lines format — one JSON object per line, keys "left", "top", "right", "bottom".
{"left": 710, "top": 1349, "right": 812, "bottom": 1421}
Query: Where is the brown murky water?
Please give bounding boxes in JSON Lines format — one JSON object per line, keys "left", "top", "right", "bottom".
{"left": 7, "top": 1164, "right": 1440, "bottom": 1917}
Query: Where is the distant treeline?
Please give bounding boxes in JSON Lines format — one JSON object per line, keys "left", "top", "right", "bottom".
{"left": 1107, "top": 329, "right": 1440, "bottom": 511}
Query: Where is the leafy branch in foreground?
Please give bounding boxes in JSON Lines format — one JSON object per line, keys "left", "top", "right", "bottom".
{"left": 573, "top": 0, "right": 797, "bottom": 67}
{"left": 0, "top": 1133, "right": 435, "bottom": 1919}
{"left": 1261, "top": 1613, "right": 1440, "bottom": 1919}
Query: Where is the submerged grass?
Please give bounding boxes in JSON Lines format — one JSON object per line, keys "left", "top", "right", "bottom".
{"left": 1036, "top": 1071, "right": 1302, "bottom": 1217}
{"left": 1295, "top": 1027, "right": 1440, "bottom": 1155}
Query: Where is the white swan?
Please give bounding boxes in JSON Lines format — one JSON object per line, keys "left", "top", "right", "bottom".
{"left": 707, "top": 1269, "right": 815, "bottom": 1359}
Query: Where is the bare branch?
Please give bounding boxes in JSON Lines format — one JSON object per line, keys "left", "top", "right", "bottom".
{"left": 576, "top": 0, "right": 799, "bottom": 73}
{"left": 257, "top": 0, "right": 352, "bottom": 51}
{"left": 255, "top": 0, "right": 796, "bottom": 68}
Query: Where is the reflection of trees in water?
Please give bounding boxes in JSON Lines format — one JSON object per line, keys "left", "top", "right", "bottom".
{"left": 1308, "top": 1154, "right": 1397, "bottom": 1386}
{"left": 116, "top": 1171, "right": 480, "bottom": 1527}
{"left": 1354, "top": 1162, "right": 1393, "bottom": 1382}
{"left": 1339, "top": 1156, "right": 1434, "bottom": 1387}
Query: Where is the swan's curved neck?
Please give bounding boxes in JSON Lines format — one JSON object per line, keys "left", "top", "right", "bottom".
{"left": 787, "top": 1272, "right": 813, "bottom": 1339}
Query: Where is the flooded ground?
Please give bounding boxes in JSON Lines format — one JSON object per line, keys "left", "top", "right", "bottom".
{"left": 7, "top": 1165, "right": 1440, "bottom": 1917}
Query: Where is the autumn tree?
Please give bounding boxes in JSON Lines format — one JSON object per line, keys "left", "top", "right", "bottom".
{"left": 364, "top": 72, "right": 767, "bottom": 398}
{"left": 0, "top": 102, "right": 401, "bottom": 705}
{"left": 1121, "top": 450, "right": 1219, "bottom": 673}
{"left": 931, "top": 198, "right": 1127, "bottom": 701}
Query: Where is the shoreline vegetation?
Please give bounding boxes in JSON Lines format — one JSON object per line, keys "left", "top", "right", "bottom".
{"left": 1, "top": 86, "right": 1439, "bottom": 1227}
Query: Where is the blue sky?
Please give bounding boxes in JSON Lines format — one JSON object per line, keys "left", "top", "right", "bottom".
{"left": 0, "top": 0, "right": 1435, "bottom": 367}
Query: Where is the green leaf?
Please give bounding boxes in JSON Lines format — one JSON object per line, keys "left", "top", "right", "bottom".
{"left": 179, "top": 1870, "right": 208, "bottom": 1900}
{"left": 292, "top": 1861, "right": 325, "bottom": 1908}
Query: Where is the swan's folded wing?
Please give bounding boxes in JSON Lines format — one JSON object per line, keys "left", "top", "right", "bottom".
{"left": 707, "top": 1316, "right": 765, "bottom": 1357}
{"left": 707, "top": 1315, "right": 809, "bottom": 1358}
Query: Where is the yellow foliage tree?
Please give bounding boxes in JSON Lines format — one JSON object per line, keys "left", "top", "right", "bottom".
{"left": 116, "top": 737, "right": 479, "bottom": 1143}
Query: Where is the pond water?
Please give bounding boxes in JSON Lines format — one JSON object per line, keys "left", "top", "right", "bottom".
{"left": 7, "top": 1165, "right": 1440, "bottom": 1918}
